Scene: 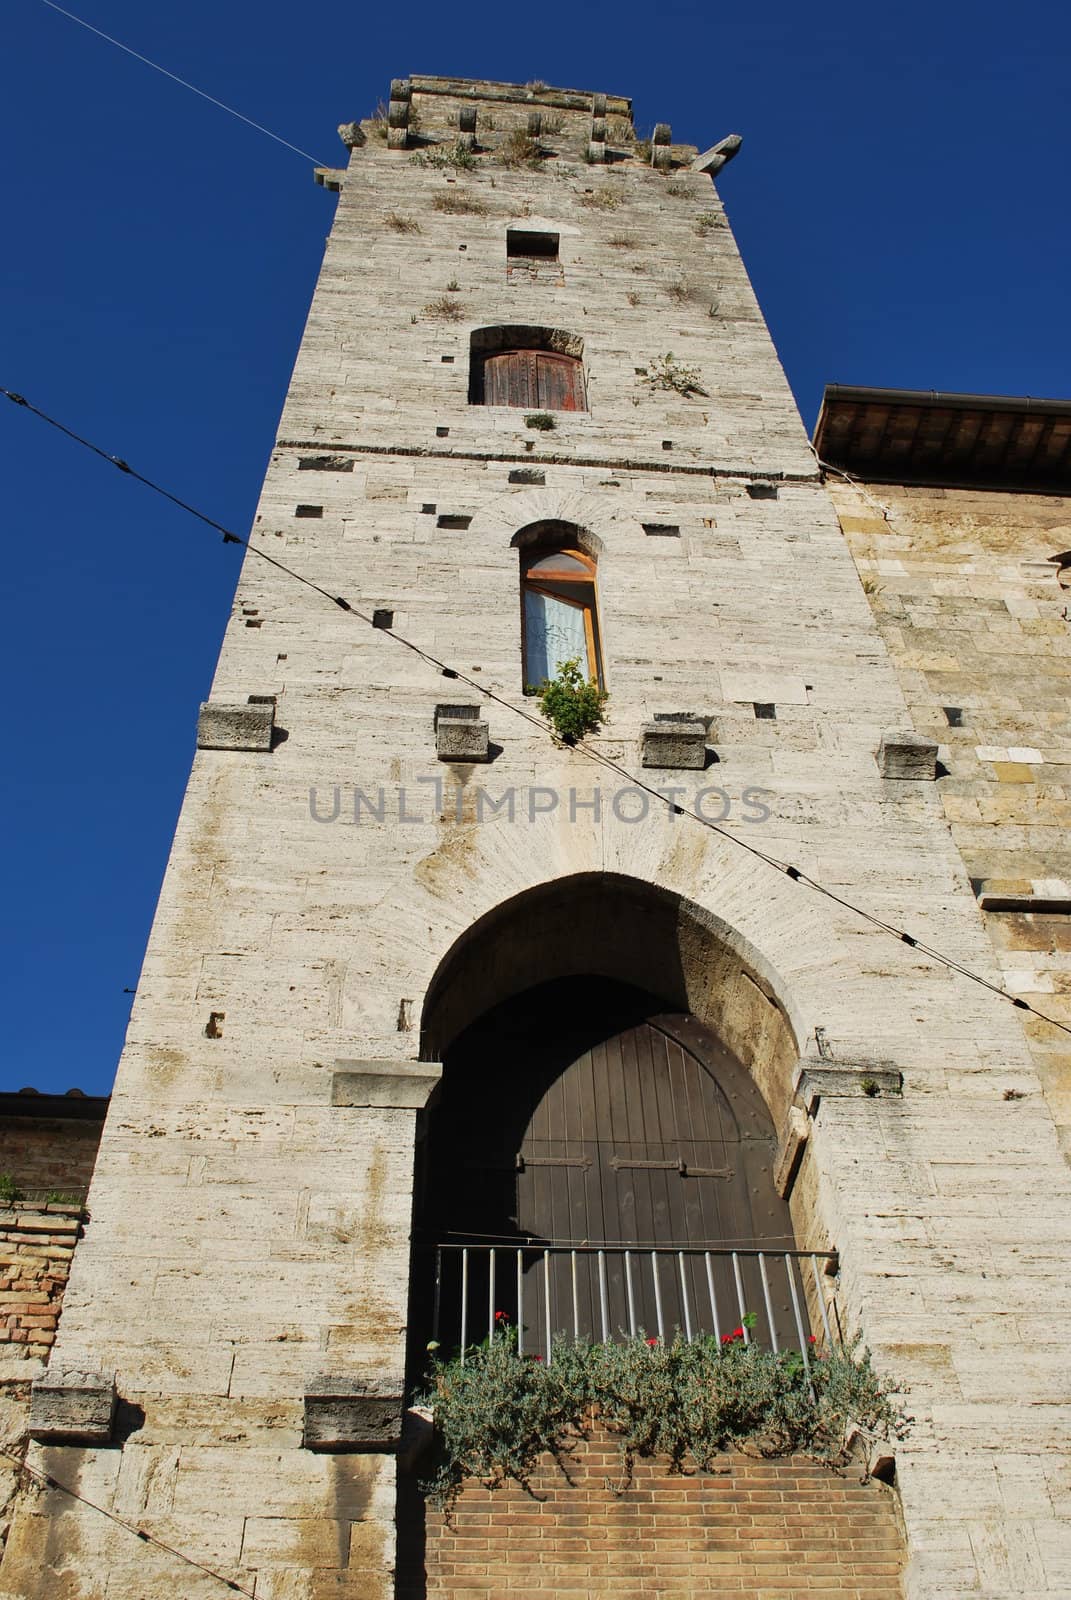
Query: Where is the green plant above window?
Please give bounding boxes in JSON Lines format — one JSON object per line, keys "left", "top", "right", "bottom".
{"left": 532, "top": 657, "right": 607, "bottom": 745}
{"left": 419, "top": 1321, "right": 907, "bottom": 1507}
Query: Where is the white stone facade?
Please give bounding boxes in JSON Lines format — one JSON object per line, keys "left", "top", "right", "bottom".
{"left": 3, "top": 76, "right": 1070, "bottom": 1600}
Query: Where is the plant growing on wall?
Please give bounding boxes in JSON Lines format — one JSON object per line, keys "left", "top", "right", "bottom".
{"left": 533, "top": 658, "right": 607, "bottom": 745}
{"left": 499, "top": 130, "right": 543, "bottom": 169}
{"left": 419, "top": 1320, "right": 906, "bottom": 1507}
{"left": 0, "top": 1174, "right": 23, "bottom": 1204}
{"left": 638, "top": 353, "right": 707, "bottom": 396}
{"left": 412, "top": 142, "right": 478, "bottom": 171}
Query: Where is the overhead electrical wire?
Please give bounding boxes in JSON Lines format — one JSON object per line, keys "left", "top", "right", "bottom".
{"left": 5, "top": 384, "right": 1070, "bottom": 1043}
{"left": 0, "top": 1443, "right": 254, "bottom": 1596}
{"left": 33, "top": 0, "right": 330, "bottom": 167}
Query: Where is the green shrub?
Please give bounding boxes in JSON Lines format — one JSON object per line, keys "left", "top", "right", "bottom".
{"left": 524, "top": 412, "right": 556, "bottom": 431}
{"left": 0, "top": 1174, "right": 23, "bottom": 1205}
{"left": 532, "top": 658, "right": 607, "bottom": 745}
{"left": 420, "top": 1322, "right": 906, "bottom": 1507}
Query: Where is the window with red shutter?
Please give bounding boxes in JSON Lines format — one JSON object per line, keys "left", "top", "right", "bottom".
{"left": 470, "top": 329, "right": 587, "bottom": 411}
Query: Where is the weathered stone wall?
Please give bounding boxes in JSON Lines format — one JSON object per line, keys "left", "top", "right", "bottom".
{"left": 830, "top": 478, "right": 1071, "bottom": 1162}
{"left": 407, "top": 1433, "right": 905, "bottom": 1600}
{"left": 3, "top": 74, "right": 1070, "bottom": 1600}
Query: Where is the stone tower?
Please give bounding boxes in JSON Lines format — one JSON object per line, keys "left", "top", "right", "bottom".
{"left": 4, "top": 75, "right": 1071, "bottom": 1600}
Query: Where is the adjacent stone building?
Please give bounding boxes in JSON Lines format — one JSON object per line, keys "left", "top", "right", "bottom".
{"left": 2, "top": 76, "right": 1070, "bottom": 1600}
{"left": 817, "top": 386, "right": 1071, "bottom": 1173}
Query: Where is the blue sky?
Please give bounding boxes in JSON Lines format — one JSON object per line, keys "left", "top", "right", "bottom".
{"left": 3, "top": 0, "right": 1069, "bottom": 1096}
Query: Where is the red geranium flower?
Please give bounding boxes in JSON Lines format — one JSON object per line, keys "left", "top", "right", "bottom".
{"left": 494, "top": 1311, "right": 509, "bottom": 1323}
{"left": 646, "top": 1337, "right": 659, "bottom": 1347}
{"left": 808, "top": 1334, "right": 817, "bottom": 1344}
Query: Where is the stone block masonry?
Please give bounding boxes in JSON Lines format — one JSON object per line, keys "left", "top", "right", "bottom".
{"left": 3, "top": 72, "right": 1071, "bottom": 1600}
{"left": 832, "top": 478, "right": 1071, "bottom": 1163}
{"left": 406, "top": 1432, "right": 904, "bottom": 1599}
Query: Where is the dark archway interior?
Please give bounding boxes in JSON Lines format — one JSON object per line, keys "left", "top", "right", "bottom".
{"left": 409, "top": 974, "right": 798, "bottom": 1367}
{"left": 418, "top": 872, "right": 800, "bottom": 1131}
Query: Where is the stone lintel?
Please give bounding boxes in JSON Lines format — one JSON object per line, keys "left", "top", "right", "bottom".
{"left": 315, "top": 167, "right": 346, "bottom": 192}
{"left": 197, "top": 698, "right": 275, "bottom": 753}
{"left": 794, "top": 1062, "right": 904, "bottom": 1113}
{"left": 773, "top": 1106, "right": 809, "bottom": 1198}
{"left": 332, "top": 1060, "right": 443, "bottom": 1110}
{"left": 641, "top": 720, "right": 707, "bottom": 770}
{"left": 876, "top": 731, "right": 938, "bottom": 780}
{"left": 304, "top": 1377, "right": 404, "bottom": 1451}
{"left": 29, "top": 1368, "right": 116, "bottom": 1444}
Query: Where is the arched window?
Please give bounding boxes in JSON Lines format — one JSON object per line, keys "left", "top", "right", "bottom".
{"left": 470, "top": 326, "right": 586, "bottom": 411}
{"left": 521, "top": 542, "right": 602, "bottom": 689}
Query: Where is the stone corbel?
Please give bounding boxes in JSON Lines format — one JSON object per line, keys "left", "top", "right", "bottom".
{"left": 332, "top": 1060, "right": 442, "bottom": 1111}
{"left": 197, "top": 696, "right": 276, "bottom": 752}
{"left": 458, "top": 105, "right": 477, "bottom": 152}
{"left": 29, "top": 1368, "right": 117, "bottom": 1444}
{"left": 876, "top": 732, "right": 938, "bottom": 780}
{"left": 641, "top": 718, "right": 707, "bottom": 770}
{"left": 304, "top": 1376, "right": 404, "bottom": 1452}
{"left": 435, "top": 703, "right": 490, "bottom": 763}
{"left": 387, "top": 78, "right": 411, "bottom": 150}
{"left": 794, "top": 1061, "right": 904, "bottom": 1115}
{"left": 652, "top": 123, "right": 672, "bottom": 170}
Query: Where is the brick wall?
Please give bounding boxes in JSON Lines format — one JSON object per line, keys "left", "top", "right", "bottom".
{"left": 0, "top": 1203, "right": 85, "bottom": 1563}
{"left": 413, "top": 1431, "right": 905, "bottom": 1599}
{"left": 0, "top": 1204, "right": 84, "bottom": 1366}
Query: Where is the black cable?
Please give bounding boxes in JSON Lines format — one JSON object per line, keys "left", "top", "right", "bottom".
{"left": 5, "top": 385, "right": 1068, "bottom": 1041}
{"left": 0, "top": 1443, "right": 254, "bottom": 1596}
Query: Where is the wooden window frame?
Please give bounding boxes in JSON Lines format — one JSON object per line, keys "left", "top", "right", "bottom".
{"left": 520, "top": 547, "right": 603, "bottom": 689}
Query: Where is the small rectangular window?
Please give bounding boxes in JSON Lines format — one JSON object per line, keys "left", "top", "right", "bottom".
{"left": 643, "top": 523, "right": 681, "bottom": 538}
{"left": 754, "top": 703, "right": 776, "bottom": 720}
{"left": 436, "top": 515, "right": 472, "bottom": 530}
{"left": 506, "top": 230, "right": 559, "bottom": 260}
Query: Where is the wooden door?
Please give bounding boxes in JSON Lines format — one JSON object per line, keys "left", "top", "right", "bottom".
{"left": 420, "top": 977, "right": 796, "bottom": 1354}
{"left": 481, "top": 349, "right": 586, "bottom": 410}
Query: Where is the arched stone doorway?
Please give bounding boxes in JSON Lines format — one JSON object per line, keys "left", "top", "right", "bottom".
{"left": 415, "top": 974, "right": 802, "bottom": 1358}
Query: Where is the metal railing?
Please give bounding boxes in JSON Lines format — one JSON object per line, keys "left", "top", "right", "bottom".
{"left": 432, "top": 1242, "right": 840, "bottom": 1366}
